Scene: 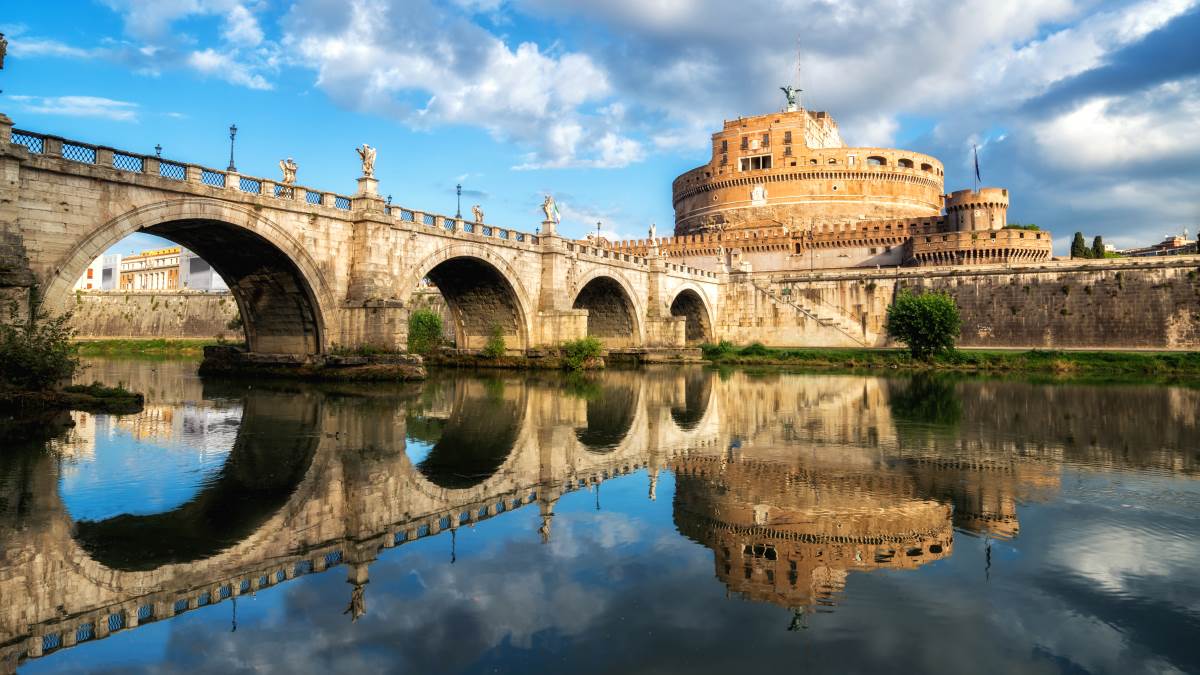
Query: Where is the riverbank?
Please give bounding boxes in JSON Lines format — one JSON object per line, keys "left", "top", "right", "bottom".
{"left": 701, "top": 342, "right": 1200, "bottom": 378}
{"left": 74, "top": 338, "right": 228, "bottom": 358}
{"left": 0, "top": 381, "right": 145, "bottom": 414}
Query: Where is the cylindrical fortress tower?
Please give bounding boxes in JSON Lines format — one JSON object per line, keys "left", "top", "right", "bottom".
{"left": 671, "top": 108, "right": 945, "bottom": 236}
{"left": 944, "top": 187, "right": 1009, "bottom": 232}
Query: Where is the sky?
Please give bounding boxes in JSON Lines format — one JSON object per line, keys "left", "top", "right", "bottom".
{"left": 2, "top": 0, "right": 1198, "bottom": 257}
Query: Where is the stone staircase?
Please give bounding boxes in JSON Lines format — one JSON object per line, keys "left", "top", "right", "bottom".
{"left": 751, "top": 281, "right": 874, "bottom": 347}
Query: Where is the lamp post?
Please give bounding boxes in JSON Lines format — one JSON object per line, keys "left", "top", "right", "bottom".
{"left": 154, "top": 144, "right": 162, "bottom": 158}
{"left": 596, "top": 221, "right": 602, "bottom": 241}
{"left": 456, "top": 183, "right": 462, "bottom": 219}
{"left": 227, "top": 124, "right": 238, "bottom": 172}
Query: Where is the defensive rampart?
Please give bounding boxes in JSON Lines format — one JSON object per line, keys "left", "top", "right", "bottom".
{"left": 66, "top": 291, "right": 239, "bottom": 339}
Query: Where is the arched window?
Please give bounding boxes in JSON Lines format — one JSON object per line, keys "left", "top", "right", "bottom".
{"left": 920, "top": 162, "right": 933, "bottom": 171}
{"left": 867, "top": 156, "right": 886, "bottom": 166}
{"left": 898, "top": 158, "right": 914, "bottom": 169}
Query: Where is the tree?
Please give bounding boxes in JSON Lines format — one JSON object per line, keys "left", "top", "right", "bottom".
{"left": 406, "top": 309, "right": 443, "bottom": 355}
{"left": 1092, "top": 235, "right": 1106, "bottom": 259}
{"left": 0, "top": 307, "right": 79, "bottom": 391}
{"left": 885, "top": 289, "right": 961, "bottom": 360}
{"left": 1071, "top": 232, "right": 1090, "bottom": 259}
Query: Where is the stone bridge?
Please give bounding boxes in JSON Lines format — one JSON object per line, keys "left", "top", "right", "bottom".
{"left": 0, "top": 114, "right": 720, "bottom": 354}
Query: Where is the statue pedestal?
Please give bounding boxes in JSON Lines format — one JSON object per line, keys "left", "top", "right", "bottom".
{"left": 356, "top": 176, "right": 379, "bottom": 196}
{"left": 540, "top": 219, "right": 557, "bottom": 237}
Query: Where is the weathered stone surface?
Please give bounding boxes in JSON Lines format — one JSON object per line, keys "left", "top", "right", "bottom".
{"left": 66, "top": 290, "right": 239, "bottom": 339}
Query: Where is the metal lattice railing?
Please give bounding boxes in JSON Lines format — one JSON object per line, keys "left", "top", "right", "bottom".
{"left": 324, "top": 550, "right": 343, "bottom": 566}
{"left": 76, "top": 623, "right": 94, "bottom": 643}
{"left": 240, "top": 579, "right": 252, "bottom": 593}
{"left": 423, "top": 213, "right": 436, "bottom": 226}
{"left": 498, "top": 229, "right": 509, "bottom": 240}
{"left": 197, "top": 592, "right": 211, "bottom": 607}
{"left": 159, "top": 161, "right": 186, "bottom": 180}
{"left": 107, "top": 612, "right": 125, "bottom": 632}
{"left": 400, "top": 209, "right": 414, "bottom": 221}
{"left": 463, "top": 222, "right": 474, "bottom": 233}
{"left": 11, "top": 130, "right": 43, "bottom": 153}
{"left": 443, "top": 218, "right": 454, "bottom": 231}
{"left": 173, "top": 598, "right": 188, "bottom": 613}
{"left": 305, "top": 190, "right": 322, "bottom": 205}
{"left": 42, "top": 633, "right": 61, "bottom": 652}
{"left": 481, "top": 226, "right": 492, "bottom": 237}
{"left": 112, "top": 152, "right": 143, "bottom": 172}
{"left": 515, "top": 232, "right": 526, "bottom": 242}
{"left": 294, "top": 560, "right": 314, "bottom": 575}
{"left": 238, "top": 176, "right": 261, "bottom": 194}
{"left": 201, "top": 169, "right": 225, "bottom": 187}
{"left": 137, "top": 604, "right": 154, "bottom": 622}
{"left": 274, "top": 184, "right": 293, "bottom": 199}
{"left": 334, "top": 195, "right": 351, "bottom": 210}
{"left": 62, "top": 142, "right": 96, "bottom": 164}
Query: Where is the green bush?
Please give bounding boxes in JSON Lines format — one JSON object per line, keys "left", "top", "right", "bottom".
{"left": 701, "top": 340, "right": 735, "bottom": 359}
{"left": 407, "top": 309, "right": 443, "bottom": 355}
{"left": 561, "top": 336, "right": 603, "bottom": 370}
{"left": 0, "top": 307, "right": 80, "bottom": 391}
{"left": 481, "top": 324, "right": 506, "bottom": 358}
{"left": 885, "top": 289, "right": 961, "bottom": 360}
{"left": 738, "top": 342, "right": 771, "bottom": 357}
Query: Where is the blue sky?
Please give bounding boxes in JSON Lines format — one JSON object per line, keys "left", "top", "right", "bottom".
{"left": 3, "top": 0, "right": 1198, "bottom": 256}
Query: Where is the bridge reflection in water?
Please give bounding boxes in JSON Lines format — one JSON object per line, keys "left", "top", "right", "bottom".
{"left": 1, "top": 363, "right": 1198, "bottom": 671}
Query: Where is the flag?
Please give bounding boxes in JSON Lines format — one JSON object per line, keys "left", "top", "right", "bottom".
{"left": 973, "top": 145, "right": 982, "bottom": 184}
{"left": 551, "top": 200, "right": 561, "bottom": 224}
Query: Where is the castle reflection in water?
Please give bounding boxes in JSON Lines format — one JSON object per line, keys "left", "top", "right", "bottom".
{"left": 2, "top": 361, "right": 1197, "bottom": 670}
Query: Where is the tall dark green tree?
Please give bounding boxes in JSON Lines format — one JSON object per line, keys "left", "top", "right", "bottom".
{"left": 1092, "top": 235, "right": 1106, "bottom": 258}
{"left": 1071, "top": 232, "right": 1090, "bottom": 259}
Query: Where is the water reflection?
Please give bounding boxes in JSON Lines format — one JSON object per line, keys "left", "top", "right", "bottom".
{"left": 1, "top": 362, "right": 1198, "bottom": 673}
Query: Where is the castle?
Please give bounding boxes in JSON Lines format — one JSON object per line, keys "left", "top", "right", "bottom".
{"left": 604, "top": 92, "right": 1054, "bottom": 271}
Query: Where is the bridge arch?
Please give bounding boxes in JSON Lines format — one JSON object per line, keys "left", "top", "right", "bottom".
{"left": 668, "top": 285, "right": 714, "bottom": 345}
{"left": 43, "top": 199, "right": 336, "bottom": 354}
{"left": 404, "top": 246, "right": 534, "bottom": 352}
{"left": 570, "top": 269, "right": 645, "bottom": 348}
{"left": 574, "top": 378, "right": 642, "bottom": 452}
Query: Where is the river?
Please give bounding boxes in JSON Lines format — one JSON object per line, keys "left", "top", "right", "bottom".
{"left": 2, "top": 359, "right": 1198, "bottom": 674}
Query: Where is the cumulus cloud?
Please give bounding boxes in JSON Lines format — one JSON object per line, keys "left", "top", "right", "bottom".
{"left": 8, "top": 95, "right": 140, "bottom": 121}
{"left": 280, "top": 0, "right": 642, "bottom": 169}
{"left": 188, "top": 48, "right": 273, "bottom": 89}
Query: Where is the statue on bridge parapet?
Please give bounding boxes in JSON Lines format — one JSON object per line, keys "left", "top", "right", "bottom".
{"left": 278, "top": 157, "right": 297, "bottom": 185}
{"left": 471, "top": 204, "right": 484, "bottom": 223}
{"left": 648, "top": 222, "right": 656, "bottom": 240}
{"left": 0, "top": 33, "right": 7, "bottom": 70}
{"left": 356, "top": 143, "right": 376, "bottom": 178}
{"left": 541, "top": 194, "right": 559, "bottom": 224}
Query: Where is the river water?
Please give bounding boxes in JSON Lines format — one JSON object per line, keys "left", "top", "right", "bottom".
{"left": 2, "top": 359, "right": 1199, "bottom": 674}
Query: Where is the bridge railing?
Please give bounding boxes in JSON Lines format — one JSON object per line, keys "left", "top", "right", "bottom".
{"left": 8, "top": 127, "right": 359, "bottom": 212}
{"left": 6, "top": 126, "right": 551, "bottom": 243}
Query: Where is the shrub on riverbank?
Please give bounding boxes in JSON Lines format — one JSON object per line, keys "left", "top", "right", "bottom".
{"left": 407, "top": 309, "right": 443, "bottom": 355}
{"left": 482, "top": 325, "right": 506, "bottom": 358}
{"left": 0, "top": 310, "right": 79, "bottom": 391}
{"left": 561, "top": 337, "right": 603, "bottom": 370}
{"left": 885, "top": 290, "right": 961, "bottom": 359}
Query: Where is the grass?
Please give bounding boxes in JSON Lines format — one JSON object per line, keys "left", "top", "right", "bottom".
{"left": 74, "top": 338, "right": 231, "bottom": 358}
{"left": 700, "top": 341, "right": 1200, "bottom": 379}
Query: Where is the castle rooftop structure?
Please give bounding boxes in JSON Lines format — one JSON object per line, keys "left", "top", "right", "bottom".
{"left": 598, "top": 93, "right": 1053, "bottom": 271}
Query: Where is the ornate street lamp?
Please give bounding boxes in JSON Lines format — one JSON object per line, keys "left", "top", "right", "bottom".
{"left": 227, "top": 124, "right": 238, "bottom": 172}
{"left": 456, "top": 183, "right": 462, "bottom": 219}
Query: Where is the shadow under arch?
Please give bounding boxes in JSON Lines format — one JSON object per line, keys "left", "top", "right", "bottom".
{"left": 71, "top": 387, "right": 322, "bottom": 571}
{"left": 405, "top": 377, "right": 523, "bottom": 489}
{"left": 571, "top": 274, "right": 643, "bottom": 348}
{"left": 44, "top": 200, "right": 333, "bottom": 355}
{"left": 573, "top": 379, "right": 639, "bottom": 452}
{"left": 669, "top": 288, "right": 713, "bottom": 345}
{"left": 671, "top": 370, "right": 713, "bottom": 431}
{"left": 423, "top": 256, "right": 530, "bottom": 351}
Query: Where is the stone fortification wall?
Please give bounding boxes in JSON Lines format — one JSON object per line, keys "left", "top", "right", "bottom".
{"left": 65, "top": 291, "right": 240, "bottom": 339}
{"left": 722, "top": 257, "right": 1200, "bottom": 350}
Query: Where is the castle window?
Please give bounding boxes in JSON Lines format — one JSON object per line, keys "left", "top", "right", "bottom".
{"left": 739, "top": 155, "right": 772, "bottom": 171}
{"left": 828, "top": 158, "right": 837, "bottom": 165}
{"left": 921, "top": 162, "right": 933, "bottom": 171}
{"left": 720, "top": 154, "right": 728, "bottom": 166}
{"left": 784, "top": 146, "right": 791, "bottom": 156}
{"left": 721, "top": 139, "right": 728, "bottom": 153}
{"left": 867, "top": 156, "right": 887, "bottom": 166}
{"left": 898, "top": 158, "right": 914, "bottom": 168}
{"left": 809, "top": 158, "right": 818, "bottom": 165}
{"left": 869, "top": 247, "right": 878, "bottom": 254}
{"left": 783, "top": 130, "right": 792, "bottom": 144}
{"left": 740, "top": 137, "right": 749, "bottom": 150}
{"left": 847, "top": 155, "right": 856, "bottom": 165}
{"left": 762, "top": 133, "right": 770, "bottom": 147}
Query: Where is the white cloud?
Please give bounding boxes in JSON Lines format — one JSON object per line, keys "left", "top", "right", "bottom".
{"left": 9, "top": 95, "right": 140, "bottom": 121}
{"left": 187, "top": 48, "right": 273, "bottom": 89}
{"left": 224, "top": 4, "right": 264, "bottom": 47}
{"left": 282, "top": 0, "right": 642, "bottom": 168}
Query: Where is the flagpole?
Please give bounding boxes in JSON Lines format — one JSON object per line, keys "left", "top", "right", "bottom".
{"left": 973, "top": 144, "right": 980, "bottom": 193}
